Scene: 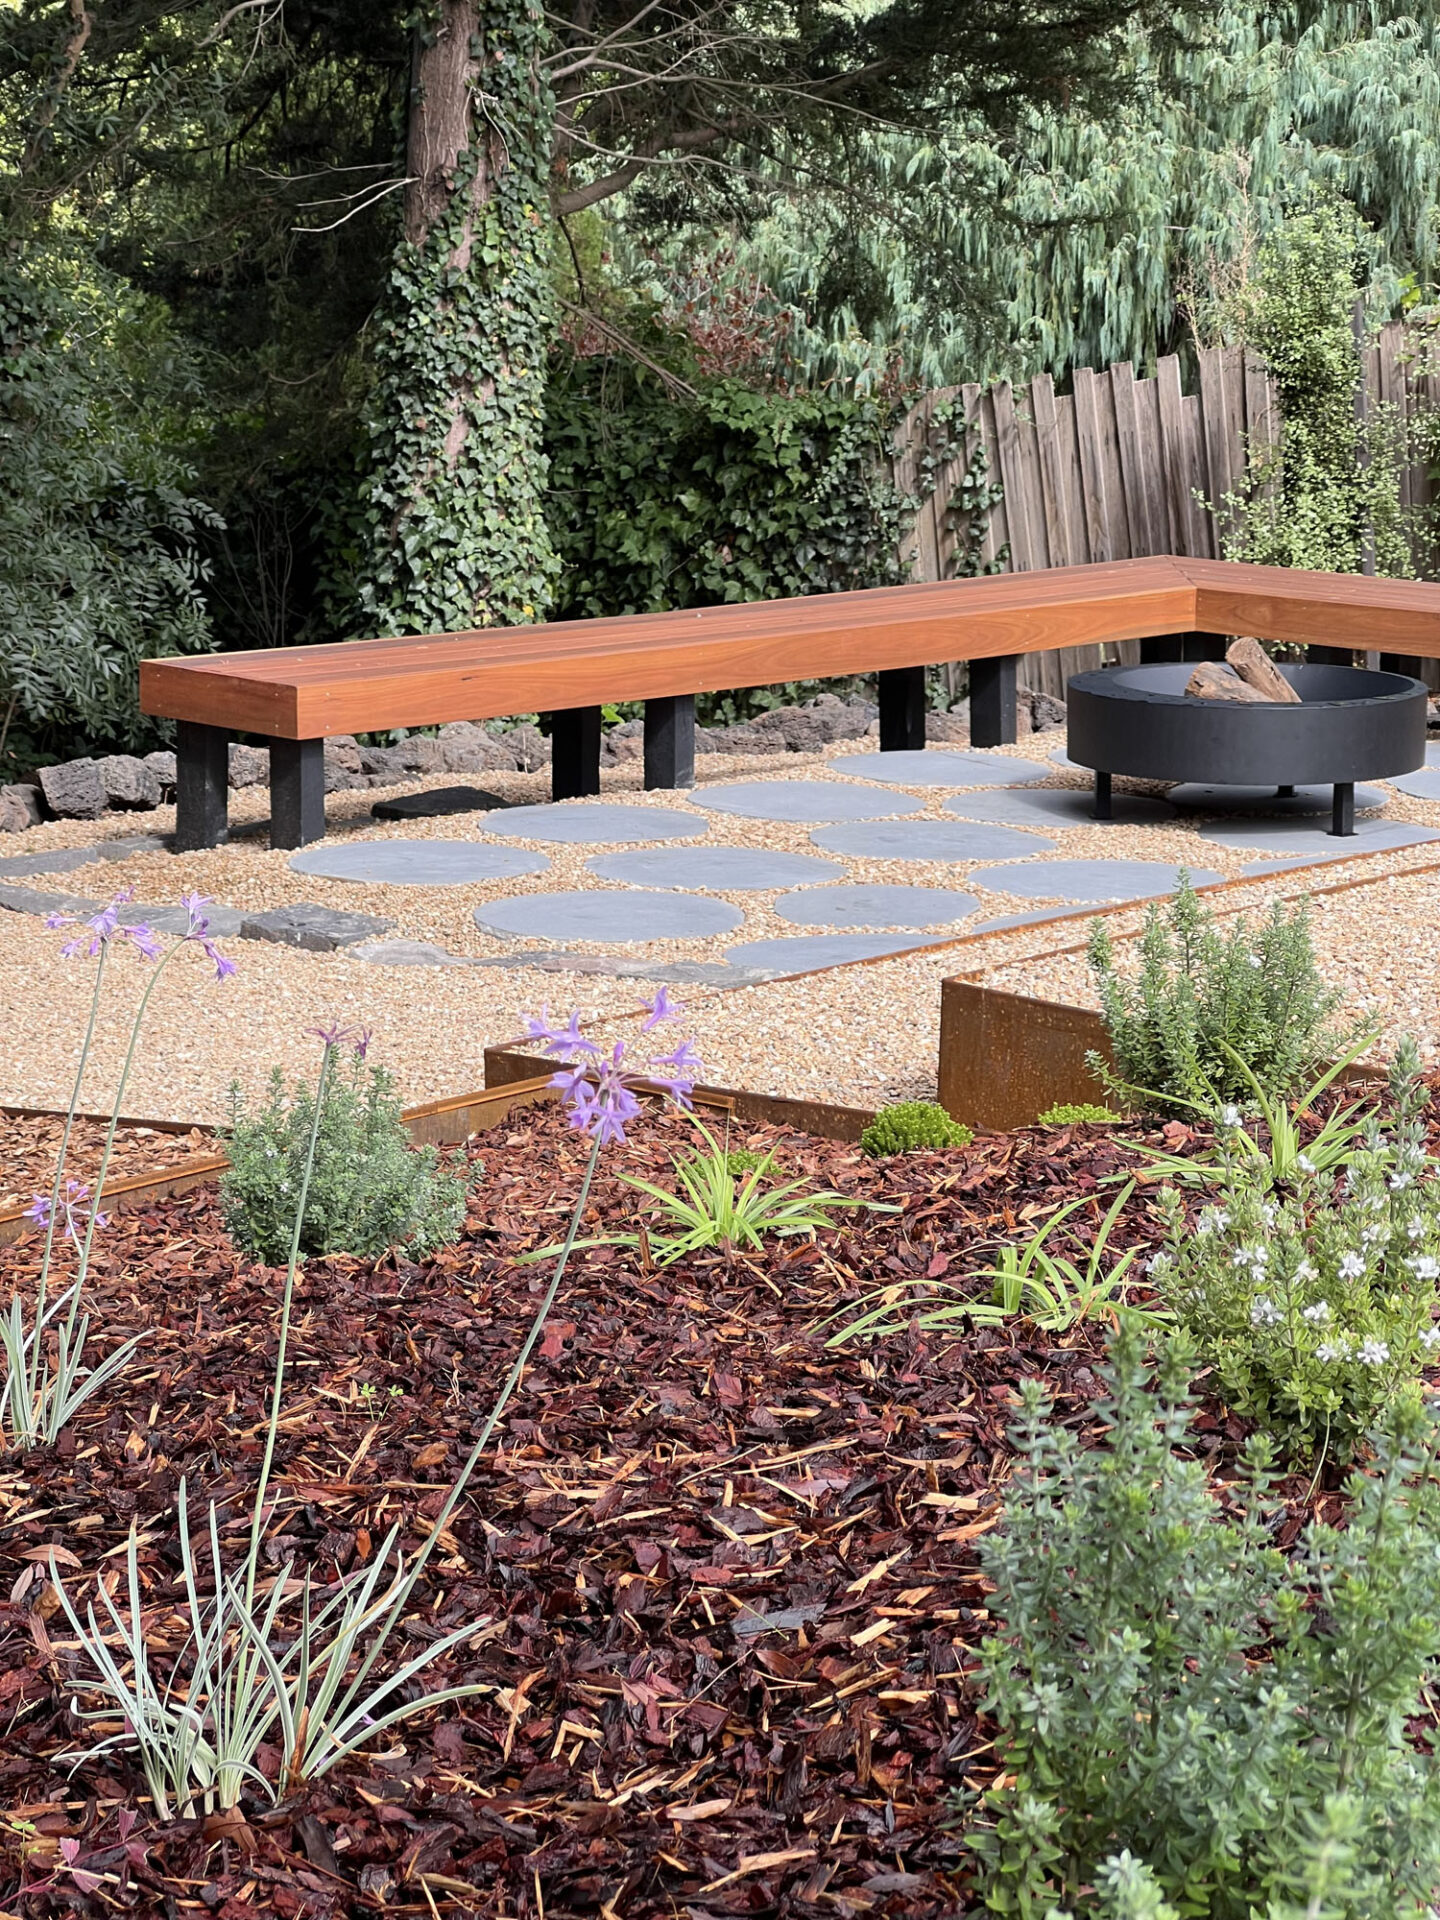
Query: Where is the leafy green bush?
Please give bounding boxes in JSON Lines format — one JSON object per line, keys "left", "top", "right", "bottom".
{"left": 1087, "top": 872, "right": 1347, "bottom": 1115}
{"left": 222, "top": 1048, "right": 468, "bottom": 1262}
{"left": 859, "top": 1101, "right": 972, "bottom": 1156}
{"left": 968, "top": 1322, "right": 1440, "bottom": 1918}
{"left": 1150, "top": 1041, "right": 1440, "bottom": 1451}
{"left": 1036, "top": 1101, "right": 1122, "bottom": 1126}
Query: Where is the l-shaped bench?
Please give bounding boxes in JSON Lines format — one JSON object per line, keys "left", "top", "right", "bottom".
{"left": 139, "top": 555, "right": 1440, "bottom": 851}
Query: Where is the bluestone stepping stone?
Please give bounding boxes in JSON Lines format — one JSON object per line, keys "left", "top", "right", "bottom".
{"left": 974, "top": 859, "right": 1222, "bottom": 903}
{"left": 240, "top": 903, "right": 396, "bottom": 950}
{"left": 289, "top": 840, "right": 548, "bottom": 886}
{"left": 828, "top": 748, "right": 1053, "bottom": 787}
{"left": 0, "top": 883, "right": 101, "bottom": 918}
{"left": 773, "top": 883, "right": 978, "bottom": 929}
{"left": 1387, "top": 767, "right": 1440, "bottom": 801}
{"left": 472, "top": 951, "right": 771, "bottom": 986}
{"left": 945, "top": 785, "right": 1175, "bottom": 828}
{"left": 122, "top": 902, "right": 245, "bottom": 938}
{"left": 811, "top": 819, "right": 1054, "bottom": 862}
{"left": 373, "top": 785, "right": 510, "bottom": 820}
{"left": 473, "top": 888, "right": 742, "bottom": 942}
{"left": 691, "top": 781, "right": 921, "bottom": 822}
{"left": 1168, "top": 782, "right": 1388, "bottom": 814}
{"left": 1196, "top": 817, "right": 1440, "bottom": 856}
{"left": 483, "top": 802, "right": 705, "bottom": 844}
{"left": 0, "top": 835, "right": 169, "bottom": 880}
{"left": 723, "top": 931, "right": 951, "bottom": 972}
{"left": 586, "top": 846, "right": 845, "bottom": 890}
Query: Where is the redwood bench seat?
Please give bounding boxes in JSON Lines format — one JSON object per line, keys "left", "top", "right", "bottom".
{"left": 138, "top": 557, "right": 1440, "bottom": 850}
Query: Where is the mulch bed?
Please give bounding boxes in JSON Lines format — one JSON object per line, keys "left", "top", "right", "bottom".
{"left": 0, "top": 1102, "right": 1283, "bottom": 1916}
{"left": 0, "top": 1111, "right": 217, "bottom": 1214}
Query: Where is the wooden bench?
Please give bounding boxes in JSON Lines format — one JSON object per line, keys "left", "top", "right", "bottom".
{"left": 139, "top": 555, "right": 1440, "bottom": 850}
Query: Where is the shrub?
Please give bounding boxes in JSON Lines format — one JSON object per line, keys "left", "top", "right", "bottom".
{"left": 1150, "top": 1041, "right": 1440, "bottom": 1452}
{"left": 221, "top": 1046, "right": 468, "bottom": 1263}
{"left": 967, "top": 1321, "right": 1440, "bottom": 1918}
{"left": 860, "top": 1100, "right": 972, "bottom": 1156}
{"left": 1087, "top": 872, "right": 1347, "bottom": 1115}
{"left": 1036, "top": 1101, "right": 1122, "bottom": 1126}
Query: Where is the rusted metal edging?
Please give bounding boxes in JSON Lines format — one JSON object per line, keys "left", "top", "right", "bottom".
{"left": 0, "top": 1074, "right": 562, "bottom": 1249}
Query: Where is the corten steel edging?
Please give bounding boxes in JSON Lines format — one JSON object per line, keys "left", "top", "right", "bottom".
{"left": 0, "top": 1074, "right": 563, "bottom": 1250}
{"left": 934, "top": 854, "right": 1429, "bottom": 1130}
{"left": 484, "top": 1046, "right": 877, "bottom": 1144}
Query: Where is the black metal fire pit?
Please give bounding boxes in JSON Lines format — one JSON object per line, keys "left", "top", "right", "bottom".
{"left": 1066, "top": 661, "right": 1427, "bottom": 836}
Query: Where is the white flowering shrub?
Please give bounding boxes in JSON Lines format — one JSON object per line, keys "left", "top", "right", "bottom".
{"left": 1151, "top": 1041, "right": 1440, "bottom": 1451}
{"left": 968, "top": 1322, "right": 1440, "bottom": 1918}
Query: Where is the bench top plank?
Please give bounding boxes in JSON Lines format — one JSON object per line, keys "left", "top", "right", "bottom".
{"left": 139, "top": 555, "right": 1440, "bottom": 740}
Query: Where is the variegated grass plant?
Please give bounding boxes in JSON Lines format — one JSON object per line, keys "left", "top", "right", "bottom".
{"left": 2, "top": 891, "right": 234, "bottom": 1450}
{"left": 54, "top": 995, "right": 698, "bottom": 1816}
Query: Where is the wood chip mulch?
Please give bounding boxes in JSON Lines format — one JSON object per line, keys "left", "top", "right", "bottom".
{"left": 0, "top": 1104, "right": 1192, "bottom": 1917}
{"left": 0, "top": 1111, "right": 217, "bottom": 1215}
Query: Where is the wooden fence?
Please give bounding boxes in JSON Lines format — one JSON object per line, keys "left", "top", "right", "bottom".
{"left": 894, "top": 324, "right": 1440, "bottom": 699}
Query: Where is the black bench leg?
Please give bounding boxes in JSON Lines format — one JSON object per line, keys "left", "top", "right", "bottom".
{"left": 551, "top": 707, "right": 602, "bottom": 801}
{"left": 270, "top": 739, "right": 326, "bottom": 849}
{"left": 970, "top": 655, "right": 1018, "bottom": 747}
{"left": 174, "top": 721, "right": 229, "bottom": 852}
{"left": 878, "top": 666, "right": 927, "bottom": 751}
{"left": 1094, "top": 770, "right": 1113, "bottom": 821}
{"left": 1331, "top": 781, "right": 1355, "bottom": 838}
{"left": 644, "top": 695, "right": 695, "bottom": 789}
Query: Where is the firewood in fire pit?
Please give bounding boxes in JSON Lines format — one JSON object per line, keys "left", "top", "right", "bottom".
{"left": 1184, "top": 661, "right": 1270, "bottom": 703}
{"left": 1225, "top": 635, "right": 1302, "bottom": 703}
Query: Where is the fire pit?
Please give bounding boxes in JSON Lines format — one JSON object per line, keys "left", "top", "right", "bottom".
{"left": 1065, "top": 660, "right": 1427, "bottom": 836}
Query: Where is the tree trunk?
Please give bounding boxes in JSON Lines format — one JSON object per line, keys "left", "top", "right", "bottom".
{"left": 354, "top": 0, "right": 557, "bottom": 634}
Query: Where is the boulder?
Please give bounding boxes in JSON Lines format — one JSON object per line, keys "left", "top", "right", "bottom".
{"left": 1028, "top": 689, "right": 1067, "bottom": 731}
{"left": 0, "top": 784, "right": 41, "bottom": 832}
{"left": 239, "top": 903, "right": 395, "bottom": 951}
{"left": 504, "top": 722, "right": 550, "bottom": 771}
{"left": 926, "top": 705, "right": 970, "bottom": 743}
{"left": 1226, "top": 636, "right": 1301, "bottom": 703}
{"left": 358, "top": 744, "right": 414, "bottom": 782}
{"left": 38, "top": 759, "right": 107, "bottom": 819}
{"left": 401, "top": 734, "right": 447, "bottom": 773}
{"left": 436, "top": 721, "right": 517, "bottom": 773}
{"left": 144, "top": 750, "right": 178, "bottom": 791}
{"left": 228, "top": 743, "right": 270, "bottom": 788}
{"left": 1185, "top": 661, "right": 1269, "bottom": 703}
{"left": 96, "top": 754, "right": 161, "bottom": 810}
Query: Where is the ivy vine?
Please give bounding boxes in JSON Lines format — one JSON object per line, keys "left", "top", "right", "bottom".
{"left": 351, "top": 0, "right": 559, "bottom": 634}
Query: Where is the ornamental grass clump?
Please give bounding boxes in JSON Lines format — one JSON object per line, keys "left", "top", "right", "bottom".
{"left": 967, "top": 1321, "right": 1440, "bottom": 1918}
{"left": 56, "top": 993, "right": 701, "bottom": 1817}
{"left": 1150, "top": 1039, "right": 1440, "bottom": 1454}
{"left": 3, "top": 890, "right": 235, "bottom": 1452}
{"left": 1087, "top": 871, "right": 1350, "bottom": 1115}
{"left": 221, "top": 1042, "right": 468, "bottom": 1262}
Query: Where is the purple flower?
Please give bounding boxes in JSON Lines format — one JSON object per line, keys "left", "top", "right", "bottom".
{"left": 27, "top": 1181, "right": 105, "bottom": 1244}
{"left": 48, "top": 890, "right": 161, "bottom": 961}
{"left": 307, "top": 1022, "right": 369, "bottom": 1056}
{"left": 178, "top": 893, "right": 237, "bottom": 979}
{"left": 525, "top": 997, "right": 701, "bottom": 1145}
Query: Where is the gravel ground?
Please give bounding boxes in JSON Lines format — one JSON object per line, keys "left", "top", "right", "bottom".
{"left": 6, "top": 730, "right": 1440, "bottom": 1121}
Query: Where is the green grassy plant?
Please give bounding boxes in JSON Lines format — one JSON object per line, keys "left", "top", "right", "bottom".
{"left": 1036, "top": 1101, "right": 1122, "bottom": 1126}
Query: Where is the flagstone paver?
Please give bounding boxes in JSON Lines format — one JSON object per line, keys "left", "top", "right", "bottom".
{"left": 828, "top": 749, "right": 1054, "bottom": 787}
{"left": 1168, "top": 782, "right": 1389, "bottom": 814}
{"left": 473, "top": 888, "right": 743, "bottom": 942}
{"left": 721, "top": 931, "right": 952, "bottom": 972}
{"left": 691, "top": 781, "right": 923, "bottom": 822}
{"left": 771, "top": 883, "right": 979, "bottom": 929}
{"left": 585, "top": 846, "right": 845, "bottom": 890}
{"left": 1196, "top": 817, "right": 1440, "bottom": 856}
{"left": 289, "top": 841, "right": 549, "bottom": 885}
{"left": 482, "top": 802, "right": 707, "bottom": 843}
{"left": 809, "top": 819, "right": 1054, "bottom": 861}
{"left": 945, "top": 785, "right": 1176, "bottom": 828}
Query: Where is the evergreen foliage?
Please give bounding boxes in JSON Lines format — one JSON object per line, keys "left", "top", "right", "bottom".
{"left": 545, "top": 359, "right": 910, "bottom": 618}
{"left": 1224, "top": 202, "right": 1412, "bottom": 576}
{"left": 969, "top": 1321, "right": 1440, "bottom": 1917}
{"left": 1036, "top": 1102, "right": 1122, "bottom": 1125}
{"left": 222, "top": 1054, "right": 469, "bottom": 1264}
{"left": 1087, "top": 874, "right": 1347, "bottom": 1115}
{"left": 0, "top": 261, "right": 216, "bottom": 767}
{"left": 859, "top": 1101, "right": 972, "bottom": 1157}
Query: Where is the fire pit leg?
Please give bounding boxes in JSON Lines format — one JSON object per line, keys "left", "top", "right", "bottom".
{"left": 1094, "top": 770, "right": 1113, "bottom": 821}
{"left": 1331, "top": 782, "right": 1356, "bottom": 837}
{"left": 1277, "top": 785, "right": 1295, "bottom": 797}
